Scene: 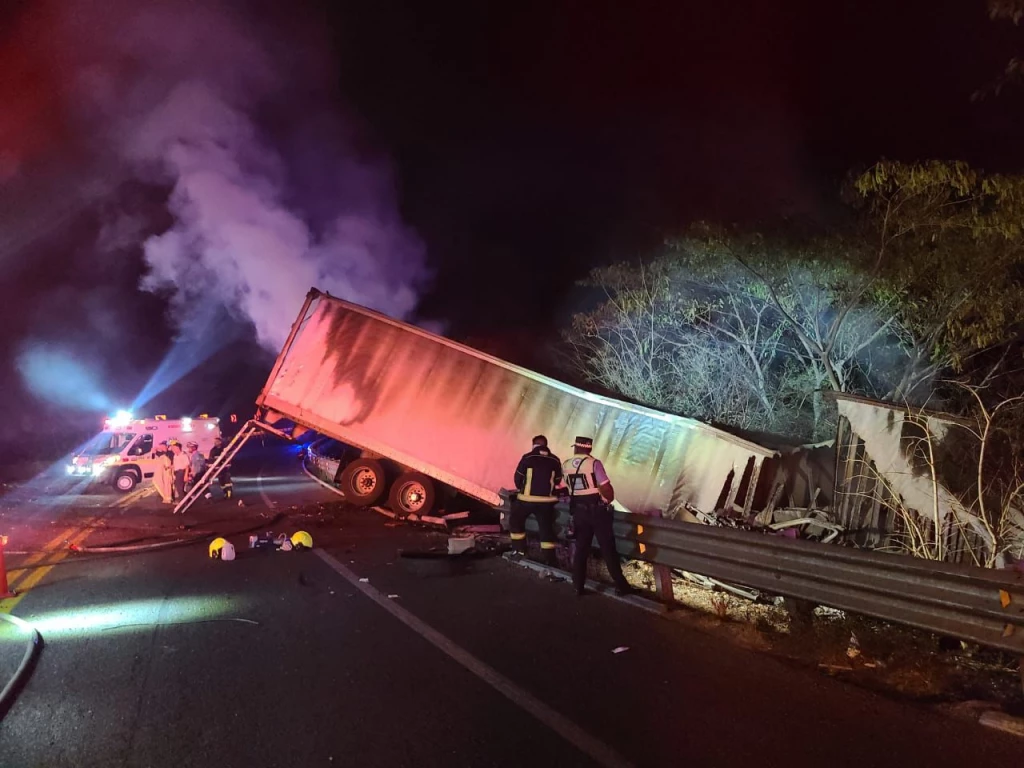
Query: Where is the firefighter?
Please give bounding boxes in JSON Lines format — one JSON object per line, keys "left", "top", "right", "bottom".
{"left": 207, "top": 436, "right": 233, "bottom": 499}
{"left": 509, "top": 435, "right": 562, "bottom": 565}
{"left": 562, "top": 436, "right": 632, "bottom": 597}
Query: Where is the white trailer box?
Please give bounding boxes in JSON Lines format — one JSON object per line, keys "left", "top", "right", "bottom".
{"left": 258, "top": 289, "right": 776, "bottom": 517}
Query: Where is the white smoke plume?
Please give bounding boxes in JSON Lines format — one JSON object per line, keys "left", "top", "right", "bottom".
{"left": 45, "top": 0, "right": 430, "bottom": 350}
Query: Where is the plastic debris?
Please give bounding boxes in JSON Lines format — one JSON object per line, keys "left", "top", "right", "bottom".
{"left": 846, "top": 633, "right": 861, "bottom": 659}
{"left": 448, "top": 535, "right": 476, "bottom": 555}
{"left": 612, "top": 646, "right": 629, "bottom": 654}
{"left": 358, "top": 577, "right": 369, "bottom": 583}
{"left": 387, "top": 594, "right": 399, "bottom": 599}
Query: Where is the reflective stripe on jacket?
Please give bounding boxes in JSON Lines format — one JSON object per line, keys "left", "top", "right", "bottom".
{"left": 562, "top": 454, "right": 602, "bottom": 497}
{"left": 514, "top": 448, "right": 563, "bottom": 502}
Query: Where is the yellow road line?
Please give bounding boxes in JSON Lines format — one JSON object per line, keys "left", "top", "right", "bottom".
{"left": 3, "top": 524, "right": 79, "bottom": 583}
{"left": 113, "top": 485, "right": 154, "bottom": 508}
{"left": 2, "top": 519, "right": 100, "bottom": 613}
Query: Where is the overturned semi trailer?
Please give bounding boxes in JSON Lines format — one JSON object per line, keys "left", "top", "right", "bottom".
{"left": 257, "top": 289, "right": 777, "bottom": 517}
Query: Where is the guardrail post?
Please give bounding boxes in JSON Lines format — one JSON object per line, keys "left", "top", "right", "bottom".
{"left": 648, "top": 511, "right": 675, "bottom": 611}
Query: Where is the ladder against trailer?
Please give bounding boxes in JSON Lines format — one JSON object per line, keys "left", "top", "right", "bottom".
{"left": 171, "top": 419, "right": 296, "bottom": 515}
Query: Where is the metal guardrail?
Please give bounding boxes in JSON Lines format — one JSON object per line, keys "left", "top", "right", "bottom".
{"left": 304, "top": 442, "right": 1024, "bottom": 654}
{"left": 611, "top": 511, "right": 1024, "bottom": 655}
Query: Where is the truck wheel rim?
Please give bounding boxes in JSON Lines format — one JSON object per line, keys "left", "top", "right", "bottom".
{"left": 398, "top": 481, "right": 426, "bottom": 512}
{"left": 117, "top": 476, "right": 134, "bottom": 490}
{"left": 351, "top": 468, "right": 377, "bottom": 495}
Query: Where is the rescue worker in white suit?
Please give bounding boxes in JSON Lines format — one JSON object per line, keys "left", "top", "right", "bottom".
{"left": 561, "top": 436, "right": 632, "bottom": 597}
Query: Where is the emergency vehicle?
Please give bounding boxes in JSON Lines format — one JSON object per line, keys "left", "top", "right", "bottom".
{"left": 68, "top": 412, "right": 222, "bottom": 492}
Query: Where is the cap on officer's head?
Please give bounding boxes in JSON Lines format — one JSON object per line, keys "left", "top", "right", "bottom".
{"left": 532, "top": 435, "right": 548, "bottom": 448}
{"left": 574, "top": 436, "right": 594, "bottom": 452}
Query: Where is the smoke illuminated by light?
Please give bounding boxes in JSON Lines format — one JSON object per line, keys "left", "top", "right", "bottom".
{"left": 130, "top": 330, "right": 232, "bottom": 411}
{"left": 15, "top": 343, "right": 113, "bottom": 412}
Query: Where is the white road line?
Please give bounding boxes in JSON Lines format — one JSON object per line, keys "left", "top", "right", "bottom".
{"left": 255, "top": 467, "right": 276, "bottom": 509}
{"left": 314, "top": 548, "right": 634, "bottom": 768}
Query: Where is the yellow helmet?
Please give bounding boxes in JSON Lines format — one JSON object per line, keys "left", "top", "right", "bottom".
{"left": 209, "top": 537, "right": 231, "bottom": 559}
{"left": 291, "top": 531, "right": 313, "bottom": 550}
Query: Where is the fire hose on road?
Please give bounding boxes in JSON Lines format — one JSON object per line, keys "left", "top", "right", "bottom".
{"left": 0, "top": 612, "right": 42, "bottom": 719}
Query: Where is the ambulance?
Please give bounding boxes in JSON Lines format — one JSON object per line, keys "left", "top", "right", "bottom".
{"left": 67, "top": 411, "right": 222, "bottom": 492}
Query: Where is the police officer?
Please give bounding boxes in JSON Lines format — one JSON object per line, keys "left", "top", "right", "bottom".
{"left": 510, "top": 435, "right": 562, "bottom": 565}
{"left": 562, "top": 436, "right": 631, "bottom": 597}
{"left": 207, "top": 436, "right": 234, "bottom": 499}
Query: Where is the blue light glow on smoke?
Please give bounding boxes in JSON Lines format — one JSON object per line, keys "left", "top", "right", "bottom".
{"left": 16, "top": 343, "right": 113, "bottom": 412}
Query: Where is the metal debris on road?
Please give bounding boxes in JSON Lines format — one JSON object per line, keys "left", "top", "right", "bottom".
{"left": 612, "top": 646, "right": 629, "bottom": 654}
{"left": 448, "top": 535, "right": 476, "bottom": 555}
{"left": 452, "top": 524, "right": 502, "bottom": 534}
{"left": 358, "top": 577, "right": 369, "bottom": 583}
{"left": 387, "top": 594, "right": 399, "bottom": 599}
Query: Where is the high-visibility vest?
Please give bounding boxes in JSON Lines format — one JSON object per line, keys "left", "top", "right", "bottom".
{"left": 562, "top": 454, "right": 602, "bottom": 497}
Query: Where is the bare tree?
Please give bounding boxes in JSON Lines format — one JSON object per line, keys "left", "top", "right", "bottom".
{"left": 564, "top": 238, "right": 926, "bottom": 439}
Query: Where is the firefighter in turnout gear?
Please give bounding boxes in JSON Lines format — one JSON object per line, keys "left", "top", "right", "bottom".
{"left": 562, "top": 436, "right": 632, "bottom": 597}
{"left": 207, "top": 436, "right": 234, "bottom": 499}
{"left": 510, "top": 435, "right": 562, "bottom": 566}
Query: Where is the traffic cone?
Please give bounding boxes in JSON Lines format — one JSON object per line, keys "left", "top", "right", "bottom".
{"left": 0, "top": 535, "right": 15, "bottom": 599}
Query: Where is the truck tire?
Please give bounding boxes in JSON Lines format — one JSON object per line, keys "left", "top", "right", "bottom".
{"left": 114, "top": 469, "right": 140, "bottom": 493}
{"left": 338, "top": 459, "right": 387, "bottom": 507}
{"left": 388, "top": 472, "right": 436, "bottom": 517}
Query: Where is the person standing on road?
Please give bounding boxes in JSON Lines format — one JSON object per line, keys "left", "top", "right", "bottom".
{"left": 207, "top": 436, "right": 234, "bottom": 499}
{"left": 186, "top": 442, "right": 206, "bottom": 491}
{"left": 170, "top": 441, "right": 189, "bottom": 501}
{"left": 562, "top": 436, "right": 632, "bottom": 597}
{"left": 510, "top": 435, "right": 562, "bottom": 566}
{"left": 152, "top": 440, "right": 174, "bottom": 504}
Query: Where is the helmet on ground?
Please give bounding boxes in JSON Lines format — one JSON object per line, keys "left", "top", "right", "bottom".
{"left": 291, "top": 531, "right": 313, "bottom": 550}
{"left": 209, "top": 537, "right": 235, "bottom": 560}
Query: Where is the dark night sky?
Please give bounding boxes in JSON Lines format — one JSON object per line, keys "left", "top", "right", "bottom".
{"left": 329, "top": 0, "right": 1024, "bottom": 335}
{"left": 1, "top": 0, "right": 1023, "bottom": 455}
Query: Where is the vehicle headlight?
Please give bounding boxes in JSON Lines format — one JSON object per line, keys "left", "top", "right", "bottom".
{"left": 103, "top": 456, "right": 119, "bottom": 466}
{"left": 66, "top": 465, "right": 75, "bottom": 475}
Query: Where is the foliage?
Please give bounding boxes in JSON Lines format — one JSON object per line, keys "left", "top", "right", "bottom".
{"left": 853, "top": 160, "right": 1024, "bottom": 371}
{"left": 564, "top": 232, "right": 922, "bottom": 439}
{"left": 564, "top": 161, "right": 1024, "bottom": 440}
{"left": 977, "top": 0, "right": 1024, "bottom": 99}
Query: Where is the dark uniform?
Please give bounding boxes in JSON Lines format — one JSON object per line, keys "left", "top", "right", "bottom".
{"left": 208, "top": 439, "right": 234, "bottom": 499}
{"left": 562, "top": 436, "right": 630, "bottom": 596}
{"left": 510, "top": 441, "right": 563, "bottom": 565}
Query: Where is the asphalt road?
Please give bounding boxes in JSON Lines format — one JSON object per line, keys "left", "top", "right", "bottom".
{"left": 0, "top": 442, "right": 1019, "bottom": 767}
